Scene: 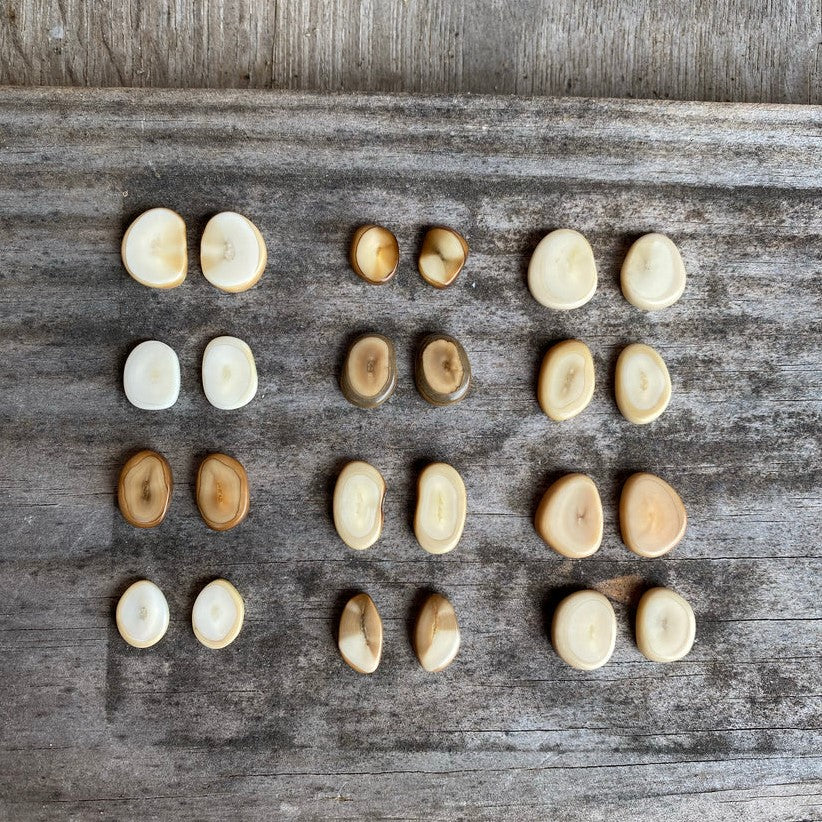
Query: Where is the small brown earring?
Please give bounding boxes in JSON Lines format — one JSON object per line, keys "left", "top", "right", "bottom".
{"left": 196, "top": 453, "right": 250, "bottom": 531}
{"left": 117, "top": 450, "right": 173, "bottom": 528}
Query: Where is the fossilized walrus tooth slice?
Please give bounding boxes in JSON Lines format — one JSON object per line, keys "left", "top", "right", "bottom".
{"left": 202, "top": 335, "right": 258, "bottom": 410}
{"left": 118, "top": 450, "right": 173, "bottom": 528}
{"left": 414, "top": 593, "right": 461, "bottom": 672}
{"left": 418, "top": 226, "right": 468, "bottom": 288}
{"left": 414, "top": 462, "right": 467, "bottom": 555}
{"left": 350, "top": 225, "right": 399, "bottom": 284}
{"left": 415, "top": 334, "right": 471, "bottom": 406}
{"left": 528, "top": 229, "right": 597, "bottom": 310}
{"left": 621, "top": 233, "right": 686, "bottom": 311}
{"left": 116, "top": 580, "right": 170, "bottom": 648}
{"left": 538, "top": 339, "right": 595, "bottom": 421}
{"left": 636, "top": 587, "right": 696, "bottom": 662}
{"left": 121, "top": 207, "right": 187, "bottom": 289}
{"left": 620, "top": 472, "right": 687, "bottom": 558}
{"left": 340, "top": 334, "right": 397, "bottom": 409}
{"left": 338, "top": 592, "right": 383, "bottom": 673}
{"left": 615, "top": 343, "right": 671, "bottom": 424}
{"left": 535, "top": 473, "right": 603, "bottom": 558}
{"left": 551, "top": 590, "right": 616, "bottom": 670}
{"left": 196, "top": 453, "right": 250, "bottom": 531}
{"left": 200, "top": 211, "right": 267, "bottom": 292}
{"left": 123, "top": 340, "right": 181, "bottom": 410}
{"left": 333, "top": 461, "right": 386, "bottom": 550}
{"left": 192, "top": 579, "right": 245, "bottom": 649}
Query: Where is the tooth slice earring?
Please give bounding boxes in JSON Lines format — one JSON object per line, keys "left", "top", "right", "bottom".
{"left": 116, "top": 580, "right": 170, "bottom": 648}
{"left": 528, "top": 229, "right": 598, "bottom": 310}
{"left": 551, "top": 590, "right": 616, "bottom": 670}
{"left": 615, "top": 343, "right": 672, "bottom": 424}
{"left": 415, "top": 334, "right": 472, "bottom": 406}
{"left": 123, "top": 340, "right": 181, "bottom": 410}
{"left": 621, "top": 233, "right": 686, "bottom": 311}
{"left": 192, "top": 579, "right": 245, "bottom": 649}
{"left": 414, "top": 462, "right": 467, "bottom": 555}
{"left": 414, "top": 593, "right": 460, "bottom": 671}
{"left": 118, "top": 450, "right": 173, "bottom": 528}
{"left": 620, "top": 472, "right": 687, "bottom": 558}
{"left": 196, "top": 453, "right": 250, "bottom": 531}
{"left": 202, "top": 335, "right": 258, "bottom": 410}
{"left": 200, "top": 211, "right": 267, "bottom": 292}
{"left": 340, "top": 333, "right": 397, "bottom": 409}
{"left": 121, "top": 207, "right": 187, "bottom": 289}
{"left": 636, "top": 588, "right": 695, "bottom": 662}
{"left": 538, "top": 339, "right": 595, "bottom": 421}
{"left": 534, "top": 473, "right": 603, "bottom": 559}
{"left": 338, "top": 593, "right": 383, "bottom": 673}
{"left": 418, "top": 227, "right": 468, "bottom": 288}
{"left": 333, "top": 461, "right": 386, "bottom": 550}
{"left": 350, "top": 225, "right": 399, "bottom": 284}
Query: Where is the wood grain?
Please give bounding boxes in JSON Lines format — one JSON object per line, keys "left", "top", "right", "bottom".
{"left": 0, "top": 0, "right": 820, "bottom": 103}
{"left": 0, "top": 87, "right": 820, "bottom": 820}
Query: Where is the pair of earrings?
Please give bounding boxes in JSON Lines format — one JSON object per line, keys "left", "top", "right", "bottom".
{"left": 538, "top": 339, "right": 673, "bottom": 425}
{"left": 116, "top": 578, "right": 244, "bottom": 650}
{"left": 350, "top": 225, "right": 469, "bottom": 288}
{"left": 122, "top": 208, "right": 267, "bottom": 292}
{"left": 550, "top": 586, "right": 696, "bottom": 670}
{"left": 333, "top": 461, "right": 467, "bottom": 555}
{"left": 338, "top": 591, "right": 460, "bottom": 674}
{"left": 527, "top": 230, "right": 687, "bottom": 311}
{"left": 341, "top": 331, "right": 472, "bottom": 409}
{"left": 123, "top": 335, "right": 258, "bottom": 411}
{"left": 534, "top": 471, "right": 687, "bottom": 559}
{"left": 118, "top": 450, "right": 249, "bottom": 531}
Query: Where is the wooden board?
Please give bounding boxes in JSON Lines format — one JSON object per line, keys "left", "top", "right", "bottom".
{"left": 0, "top": 87, "right": 820, "bottom": 820}
{"left": 1, "top": 0, "right": 820, "bottom": 104}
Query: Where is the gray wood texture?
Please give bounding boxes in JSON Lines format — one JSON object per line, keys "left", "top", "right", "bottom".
{"left": 0, "top": 87, "right": 820, "bottom": 820}
{"left": 1, "top": 0, "right": 820, "bottom": 103}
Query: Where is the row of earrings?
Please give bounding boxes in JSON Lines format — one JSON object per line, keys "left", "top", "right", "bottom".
{"left": 118, "top": 451, "right": 249, "bottom": 531}
{"left": 339, "top": 585, "right": 697, "bottom": 675}
{"left": 343, "top": 331, "right": 675, "bottom": 426}
{"left": 123, "top": 209, "right": 267, "bottom": 292}
{"left": 116, "top": 579, "right": 244, "bottom": 649}
{"left": 335, "top": 463, "right": 689, "bottom": 560}
{"left": 118, "top": 579, "right": 695, "bottom": 667}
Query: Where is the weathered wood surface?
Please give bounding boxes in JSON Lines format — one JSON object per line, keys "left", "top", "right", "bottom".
{"left": 0, "top": 88, "right": 820, "bottom": 820}
{"left": 1, "top": 0, "right": 820, "bottom": 104}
